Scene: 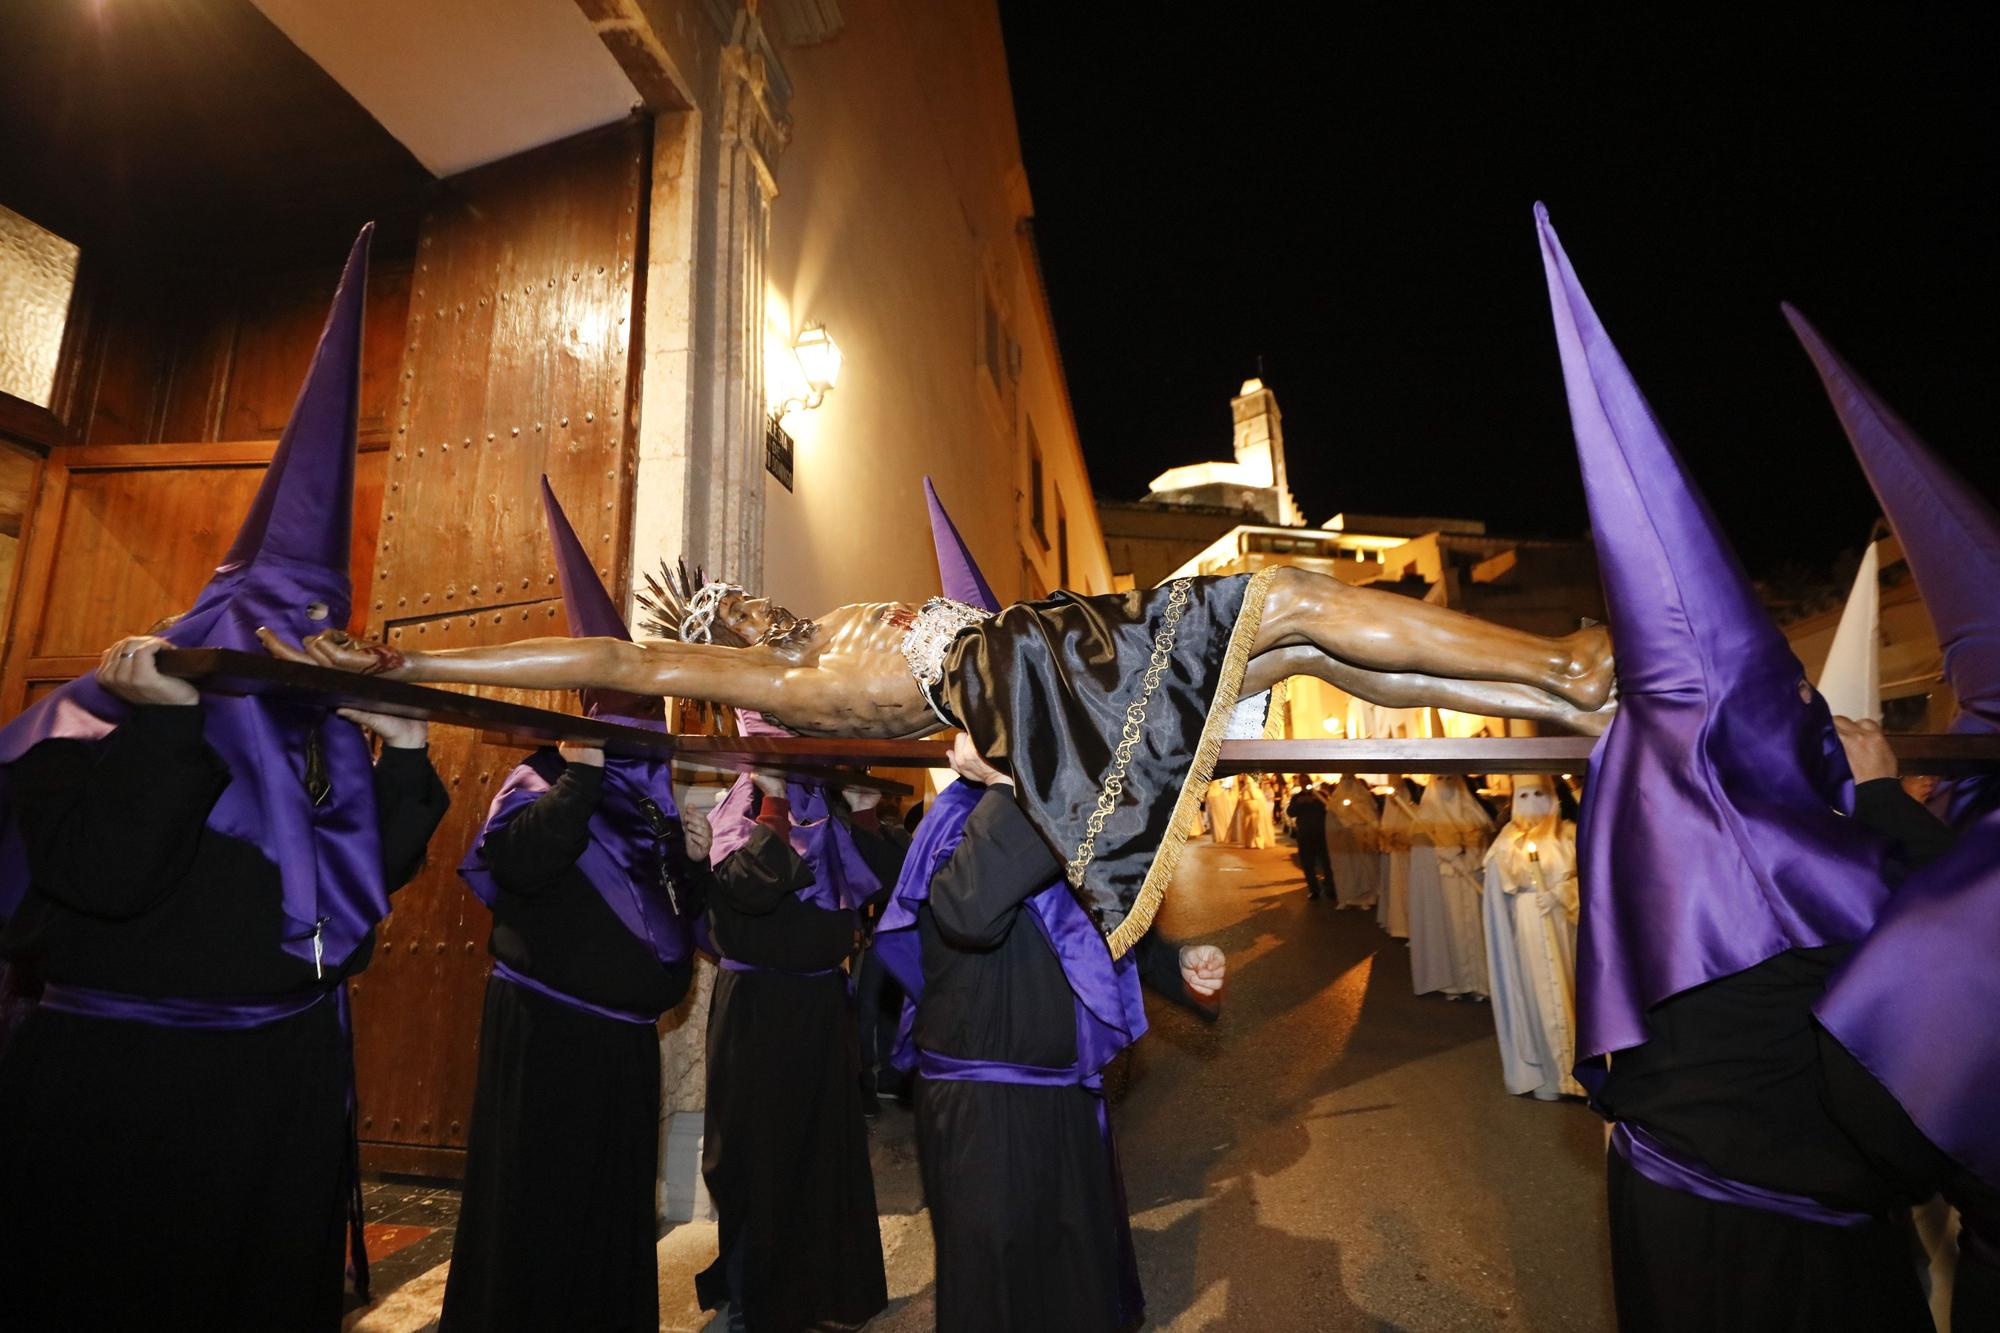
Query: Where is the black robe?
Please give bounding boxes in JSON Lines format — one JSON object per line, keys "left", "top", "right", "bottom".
{"left": 1597, "top": 778, "right": 2000, "bottom": 1332}
{"left": 915, "top": 786, "right": 1212, "bottom": 1333}
{"left": 695, "top": 807, "right": 888, "bottom": 1331}
{"left": 440, "top": 760, "right": 699, "bottom": 1333}
{"left": 0, "top": 703, "right": 447, "bottom": 1333}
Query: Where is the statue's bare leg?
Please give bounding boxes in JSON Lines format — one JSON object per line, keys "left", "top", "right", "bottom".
{"left": 1242, "top": 645, "right": 1612, "bottom": 736}
{"left": 1253, "top": 567, "right": 1613, "bottom": 710}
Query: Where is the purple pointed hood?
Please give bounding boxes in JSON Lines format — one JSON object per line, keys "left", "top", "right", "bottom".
{"left": 458, "top": 482, "right": 692, "bottom": 969}
{"left": 1534, "top": 205, "right": 1891, "bottom": 1070}
{"left": 0, "top": 226, "right": 390, "bottom": 971}
{"left": 705, "top": 703, "right": 881, "bottom": 915}
{"left": 925, "top": 475, "right": 998, "bottom": 611}
{"left": 871, "top": 479, "right": 1148, "bottom": 1086}
{"left": 1785, "top": 306, "right": 2000, "bottom": 824}
{"left": 538, "top": 475, "right": 659, "bottom": 728}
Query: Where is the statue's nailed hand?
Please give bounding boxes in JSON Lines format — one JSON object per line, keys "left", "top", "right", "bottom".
{"left": 257, "top": 626, "right": 409, "bottom": 678}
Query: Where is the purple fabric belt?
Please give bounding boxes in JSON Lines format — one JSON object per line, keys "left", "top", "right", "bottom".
{"left": 38, "top": 982, "right": 334, "bottom": 1029}
{"left": 36, "top": 980, "right": 375, "bottom": 1296}
{"left": 917, "top": 1048, "right": 1099, "bottom": 1090}
{"left": 1610, "top": 1121, "right": 1876, "bottom": 1229}
{"left": 716, "top": 957, "right": 840, "bottom": 979}
{"left": 917, "top": 1047, "right": 1142, "bottom": 1325}
{"left": 489, "top": 960, "right": 658, "bottom": 1026}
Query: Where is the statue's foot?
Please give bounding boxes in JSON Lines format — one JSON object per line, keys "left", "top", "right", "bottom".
{"left": 1555, "top": 624, "right": 1615, "bottom": 710}
{"left": 1555, "top": 685, "right": 1618, "bottom": 737}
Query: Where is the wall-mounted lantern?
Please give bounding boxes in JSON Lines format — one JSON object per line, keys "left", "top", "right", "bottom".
{"left": 775, "top": 321, "right": 843, "bottom": 415}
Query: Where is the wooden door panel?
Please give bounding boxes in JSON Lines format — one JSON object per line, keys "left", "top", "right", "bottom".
{"left": 349, "top": 605, "right": 573, "bottom": 1161}
{"left": 373, "top": 124, "right": 642, "bottom": 630}
{"left": 1, "top": 442, "right": 389, "bottom": 713}
{"left": 30, "top": 461, "right": 267, "bottom": 657}
{"left": 353, "top": 120, "right": 648, "bottom": 1169}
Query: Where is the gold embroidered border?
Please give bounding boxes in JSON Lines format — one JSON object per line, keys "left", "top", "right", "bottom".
{"left": 1103, "top": 566, "right": 1280, "bottom": 959}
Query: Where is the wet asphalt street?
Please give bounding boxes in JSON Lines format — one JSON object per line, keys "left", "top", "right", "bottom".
{"left": 1111, "top": 840, "right": 1615, "bottom": 1332}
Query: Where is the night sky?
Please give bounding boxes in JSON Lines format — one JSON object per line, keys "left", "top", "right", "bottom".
{"left": 998, "top": 7, "right": 1995, "bottom": 578}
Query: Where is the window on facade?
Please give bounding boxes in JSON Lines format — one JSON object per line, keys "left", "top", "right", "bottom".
{"left": 0, "top": 204, "right": 81, "bottom": 410}
{"left": 1027, "top": 420, "right": 1046, "bottom": 546}
{"left": 984, "top": 290, "right": 1004, "bottom": 388}
{"left": 1056, "top": 494, "right": 1069, "bottom": 590}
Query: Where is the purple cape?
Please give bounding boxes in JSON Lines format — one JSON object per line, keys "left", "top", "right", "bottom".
{"left": 705, "top": 773, "right": 881, "bottom": 914}
{"left": 458, "top": 750, "right": 693, "bottom": 966}
{"left": 1535, "top": 206, "right": 1891, "bottom": 1069}
{"left": 870, "top": 779, "right": 1148, "bottom": 1078}
{"left": 1815, "top": 806, "right": 2000, "bottom": 1189}
{"left": 0, "top": 226, "right": 388, "bottom": 970}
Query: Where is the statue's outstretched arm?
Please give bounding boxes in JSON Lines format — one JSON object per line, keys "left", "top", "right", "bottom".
{"left": 263, "top": 629, "right": 804, "bottom": 718}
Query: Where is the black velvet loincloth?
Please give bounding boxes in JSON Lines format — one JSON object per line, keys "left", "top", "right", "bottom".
{"left": 941, "top": 569, "right": 1276, "bottom": 955}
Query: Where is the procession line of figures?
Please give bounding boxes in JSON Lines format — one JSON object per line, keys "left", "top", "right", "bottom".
{"left": 1207, "top": 772, "right": 1583, "bottom": 1102}
{"left": 7, "top": 207, "right": 2000, "bottom": 1333}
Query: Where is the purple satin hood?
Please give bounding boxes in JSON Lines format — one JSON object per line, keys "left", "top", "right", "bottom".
{"left": 454, "top": 480, "right": 693, "bottom": 963}
{"left": 1785, "top": 306, "right": 2000, "bottom": 828}
{"left": 0, "top": 226, "right": 389, "bottom": 970}
{"left": 1535, "top": 206, "right": 1892, "bottom": 1069}
{"left": 459, "top": 749, "right": 693, "bottom": 966}
{"left": 705, "top": 770, "right": 880, "bottom": 914}
{"left": 1816, "top": 805, "right": 2000, "bottom": 1189}
{"left": 924, "top": 475, "right": 997, "bottom": 610}
{"left": 872, "top": 779, "right": 1148, "bottom": 1077}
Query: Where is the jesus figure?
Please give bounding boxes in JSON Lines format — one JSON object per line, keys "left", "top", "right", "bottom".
{"left": 266, "top": 564, "right": 1611, "bottom": 953}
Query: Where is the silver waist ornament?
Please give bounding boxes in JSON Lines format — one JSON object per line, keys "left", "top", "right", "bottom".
{"left": 899, "top": 597, "right": 994, "bottom": 727}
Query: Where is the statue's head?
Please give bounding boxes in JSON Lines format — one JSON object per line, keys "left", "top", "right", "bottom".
{"left": 712, "top": 590, "right": 781, "bottom": 644}
{"left": 678, "top": 581, "right": 815, "bottom": 653}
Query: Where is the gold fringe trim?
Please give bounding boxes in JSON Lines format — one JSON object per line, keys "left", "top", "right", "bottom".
{"left": 1103, "top": 566, "right": 1280, "bottom": 959}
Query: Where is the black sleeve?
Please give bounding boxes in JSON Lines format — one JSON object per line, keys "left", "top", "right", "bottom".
{"left": 928, "top": 787, "right": 1063, "bottom": 949}
{"left": 372, "top": 744, "right": 450, "bottom": 892}
{"left": 710, "top": 826, "right": 816, "bottom": 916}
{"left": 1132, "top": 929, "right": 1221, "bottom": 1021}
{"left": 1852, "top": 778, "right": 1957, "bottom": 873}
{"left": 476, "top": 764, "right": 604, "bottom": 896}
{"left": 849, "top": 820, "right": 909, "bottom": 900}
{"left": 1957, "top": 1222, "right": 2000, "bottom": 1333}
{"left": 10, "top": 706, "right": 231, "bottom": 919}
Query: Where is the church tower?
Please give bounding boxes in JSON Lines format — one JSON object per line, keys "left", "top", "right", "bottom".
{"left": 1230, "top": 377, "right": 1303, "bottom": 525}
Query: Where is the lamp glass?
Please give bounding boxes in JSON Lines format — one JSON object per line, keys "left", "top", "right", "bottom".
{"left": 794, "top": 322, "right": 843, "bottom": 393}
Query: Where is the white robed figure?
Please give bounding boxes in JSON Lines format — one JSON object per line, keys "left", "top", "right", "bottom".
{"left": 1375, "top": 780, "right": 1418, "bottom": 939}
{"left": 1203, "top": 778, "right": 1239, "bottom": 846}
{"left": 1481, "top": 776, "right": 1584, "bottom": 1099}
{"left": 1410, "top": 775, "right": 1493, "bottom": 998}
{"left": 1323, "top": 775, "right": 1382, "bottom": 910}
{"left": 1238, "top": 777, "right": 1276, "bottom": 850}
